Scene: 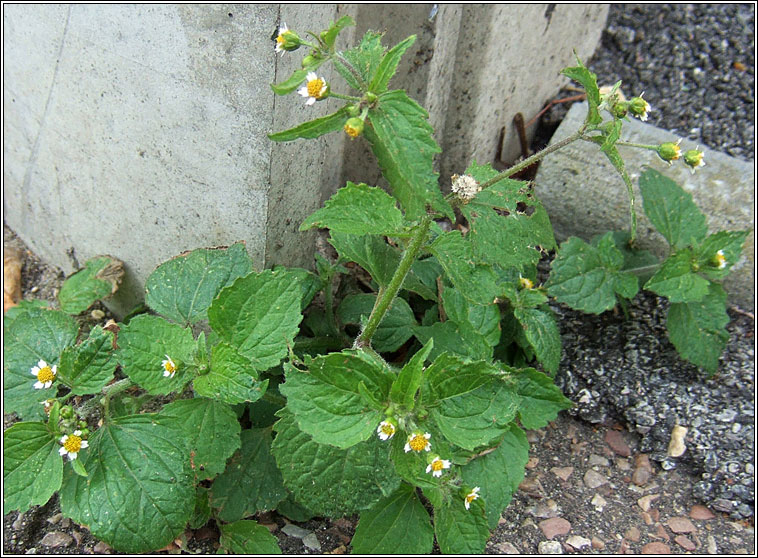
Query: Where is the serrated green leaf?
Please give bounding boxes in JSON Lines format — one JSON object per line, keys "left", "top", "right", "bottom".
{"left": 695, "top": 230, "right": 749, "bottom": 280}
{"left": 3, "top": 422, "right": 62, "bottom": 514}
{"left": 461, "top": 424, "right": 529, "bottom": 529}
{"left": 159, "top": 398, "right": 241, "bottom": 480}
{"left": 639, "top": 168, "right": 708, "bottom": 250}
{"left": 369, "top": 35, "right": 415, "bottom": 94}
{"left": 428, "top": 231, "right": 500, "bottom": 306}
{"left": 390, "top": 339, "right": 434, "bottom": 409}
{"left": 562, "top": 58, "right": 602, "bottom": 126}
{"left": 59, "top": 414, "right": 194, "bottom": 554}
{"left": 208, "top": 269, "right": 304, "bottom": 370}
{"left": 546, "top": 233, "right": 639, "bottom": 314}
{"left": 4, "top": 299, "right": 52, "bottom": 328}
{"left": 194, "top": 342, "right": 268, "bottom": 404}
{"left": 271, "top": 67, "right": 321, "bottom": 96}
{"left": 667, "top": 282, "right": 730, "bottom": 374}
{"left": 57, "top": 326, "right": 116, "bottom": 395}
{"left": 70, "top": 457, "right": 87, "bottom": 477}
{"left": 320, "top": 15, "right": 355, "bottom": 48}
{"left": 337, "top": 293, "right": 417, "bottom": 352}
{"left": 189, "top": 487, "right": 212, "bottom": 529}
{"left": 365, "top": 90, "right": 452, "bottom": 220}
{"left": 271, "top": 409, "right": 400, "bottom": 517}
{"left": 512, "top": 367, "right": 573, "bottom": 429}
{"left": 462, "top": 162, "right": 555, "bottom": 269}
{"left": 603, "top": 230, "right": 660, "bottom": 282}
{"left": 335, "top": 31, "right": 385, "bottom": 90}
{"left": 404, "top": 257, "right": 442, "bottom": 300}
{"left": 387, "top": 432, "right": 445, "bottom": 490}
{"left": 268, "top": 105, "right": 350, "bottom": 142}
{"left": 279, "top": 352, "right": 392, "bottom": 449}
{"left": 644, "top": 250, "right": 710, "bottom": 303}
{"left": 329, "top": 232, "right": 398, "bottom": 287}
{"left": 3, "top": 308, "right": 78, "bottom": 420}
{"left": 442, "top": 287, "right": 501, "bottom": 347}
{"left": 301, "top": 181, "right": 407, "bottom": 235}
{"left": 513, "top": 306, "right": 561, "bottom": 375}
{"left": 413, "top": 321, "right": 493, "bottom": 362}
{"left": 58, "top": 256, "right": 123, "bottom": 314}
{"left": 434, "top": 494, "right": 490, "bottom": 554}
{"left": 145, "top": 243, "right": 253, "bottom": 326}
{"left": 115, "top": 314, "right": 197, "bottom": 395}
{"left": 276, "top": 494, "right": 314, "bottom": 522}
{"left": 422, "top": 353, "right": 499, "bottom": 400}
{"left": 209, "top": 428, "right": 286, "bottom": 522}
{"left": 218, "top": 520, "right": 282, "bottom": 554}
{"left": 351, "top": 484, "right": 434, "bottom": 554}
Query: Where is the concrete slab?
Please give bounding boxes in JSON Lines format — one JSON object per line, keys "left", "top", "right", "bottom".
{"left": 535, "top": 102, "right": 754, "bottom": 310}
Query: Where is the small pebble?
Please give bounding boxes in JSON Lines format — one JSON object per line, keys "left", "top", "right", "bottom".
{"left": 641, "top": 542, "right": 671, "bottom": 554}
{"left": 591, "top": 536, "right": 605, "bottom": 550}
{"left": 616, "top": 457, "right": 631, "bottom": 471}
{"left": 330, "top": 545, "right": 346, "bottom": 554}
{"left": 526, "top": 457, "right": 539, "bottom": 469}
{"left": 12, "top": 515, "right": 25, "bottom": 531}
{"left": 589, "top": 454, "right": 609, "bottom": 467}
{"left": 40, "top": 531, "right": 73, "bottom": 548}
{"left": 302, "top": 533, "right": 321, "bottom": 552}
{"left": 674, "top": 534, "right": 697, "bottom": 551}
{"left": 25, "top": 548, "right": 37, "bottom": 554}
{"left": 667, "top": 516, "right": 697, "bottom": 534}
{"left": 583, "top": 469, "right": 608, "bottom": 489}
{"left": 591, "top": 493, "right": 607, "bottom": 511}
{"left": 93, "top": 541, "right": 112, "bottom": 554}
{"left": 538, "top": 540, "right": 563, "bottom": 554}
{"left": 706, "top": 535, "right": 718, "bottom": 554}
{"left": 667, "top": 425, "right": 688, "bottom": 457}
{"left": 690, "top": 504, "right": 716, "bottom": 520}
{"left": 550, "top": 466, "right": 574, "bottom": 481}
{"left": 605, "top": 429, "right": 632, "bottom": 456}
{"left": 539, "top": 517, "right": 571, "bottom": 539}
{"left": 91, "top": 309, "right": 106, "bottom": 320}
{"left": 565, "top": 535, "right": 591, "bottom": 549}
{"left": 495, "top": 542, "right": 520, "bottom": 554}
{"left": 47, "top": 513, "right": 63, "bottom": 525}
{"left": 624, "top": 526, "right": 641, "bottom": 542}
{"left": 282, "top": 524, "right": 311, "bottom": 539}
{"left": 637, "top": 494, "right": 660, "bottom": 512}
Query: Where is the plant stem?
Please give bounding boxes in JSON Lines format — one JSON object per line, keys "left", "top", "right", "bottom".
{"left": 623, "top": 262, "right": 661, "bottom": 276}
{"left": 329, "top": 92, "right": 361, "bottom": 102}
{"left": 615, "top": 140, "right": 658, "bottom": 151}
{"left": 355, "top": 216, "right": 432, "bottom": 349}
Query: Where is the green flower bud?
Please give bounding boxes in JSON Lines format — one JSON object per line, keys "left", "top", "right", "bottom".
{"left": 274, "top": 24, "right": 302, "bottom": 54}
{"left": 612, "top": 101, "right": 629, "bottom": 119}
{"left": 61, "top": 405, "right": 74, "bottom": 419}
{"left": 346, "top": 104, "right": 361, "bottom": 117}
{"left": 344, "top": 117, "right": 365, "bottom": 138}
{"left": 628, "top": 93, "right": 651, "bottom": 121}
{"left": 657, "top": 139, "right": 682, "bottom": 164}
{"left": 364, "top": 92, "right": 378, "bottom": 104}
{"left": 79, "top": 428, "right": 90, "bottom": 438}
{"left": 683, "top": 148, "right": 705, "bottom": 173}
{"left": 301, "top": 54, "right": 318, "bottom": 68}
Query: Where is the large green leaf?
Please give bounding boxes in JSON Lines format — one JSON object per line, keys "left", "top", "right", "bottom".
{"left": 369, "top": 35, "right": 416, "bottom": 94}
{"left": 271, "top": 409, "right": 400, "bottom": 517}
{"left": 300, "top": 181, "right": 407, "bottom": 236}
{"left": 337, "top": 293, "right": 417, "bottom": 353}
{"left": 546, "top": 233, "right": 639, "bottom": 314}
{"left": 329, "top": 232, "right": 398, "bottom": 287}
{"left": 389, "top": 339, "right": 434, "bottom": 409}
{"left": 351, "top": 484, "right": 434, "bottom": 554}
{"left": 144, "top": 243, "right": 253, "bottom": 326}
{"left": 334, "top": 31, "right": 385, "bottom": 90}
{"left": 209, "top": 428, "right": 286, "bottom": 522}
{"left": 513, "top": 306, "right": 561, "bottom": 375}
{"left": 561, "top": 56, "right": 602, "bottom": 126}
{"left": 666, "top": 282, "right": 730, "bottom": 374}
{"left": 193, "top": 342, "right": 268, "bottom": 405}
{"left": 59, "top": 414, "right": 194, "bottom": 554}
{"left": 639, "top": 168, "right": 708, "bottom": 250}
{"left": 57, "top": 326, "right": 116, "bottom": 395}
{"left": 461, "top": 424, "right": 529, "bottom": 529}
{"left": 434, "top": 494, "right": 490, "bottom": 554}
{"left": 115, "top": 314, "right": 197, "bottom": 395}
{"left": 159, "top": 398, "right": 241, "bottom": 480}
{"left": 3, "top": 422, "right": 62, "bottom": 514}
{"left": 218, "top": 520, "right": 282, "bottom": 554}
{"left": 442, "top": 287, "right": 501, "bottom": 347}
{"left": 58, "top": 256, "right": 123, "bottom": 314}
{"left": 644, "top": 250, "right": 710, "bottom": 303}
{"left": 3, "top": 307, "right": 78, "bottom": 420}
{"left": 413, "top": 321, "right": 493, "bottom": 361}
{"left": 365, "top": 90, "right": 452, "bottom": 220}
{"left": 208, "top": 269, "right": 304, "bottom": 370}
{"left": 279, "top": 352, "right": 392, "bottom": 449}
{"left": 268, "top": 106, "right": 351, "bottom": 142}
{"left": 512, "top": 367, "right": 573, "bottom": 429}
{"left": 461, "top": 162, "right": 555, "bottom": 269}
{"left": 694, "top": 230, "right": 750, "bottom": 280}
{"left": 320, "top": 15, "right": 355, "bottom": 49}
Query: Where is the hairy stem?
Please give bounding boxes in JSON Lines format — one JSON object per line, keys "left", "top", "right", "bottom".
{"left": 334, "top": 52, "right": 367, "bottom": 90}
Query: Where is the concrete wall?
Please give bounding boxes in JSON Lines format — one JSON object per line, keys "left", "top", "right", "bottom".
{"left": 3, "top": 4, "right": 609, "bottom": 316}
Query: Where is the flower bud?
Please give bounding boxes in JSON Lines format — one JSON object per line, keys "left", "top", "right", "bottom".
{"left": 657, "top": 139, "right": 682, "bottom": 164}
{"left": 612, "top": 101, "right": 629, "bottom": 119}
{"left": 274, "top": 25, "right": 302, "bottom": 54}
{"left": 344, "top": 117, "right": 364, "bottom": 138}
{"left": 346, "top": 104, "right": 361, "bottom": 118}
{"left": 519, "top": 276, "right": 535, "bottom": 290}
{"left": 61, "top": 405, "right": 74, "bottom": 419}
{"left": 628, "top": 93, "right": 651, "bottom": 121}
{"left": 683, "top": 148, "right": 705, "bottom": 173}
{"left": 364, "top": 92, "right": 378, "bottom": 104}
{"left": 301, "top": 54, "right": 318, "bottom": 68}
{"left": 711, "top": 249, "right": 727, "bottom": 269}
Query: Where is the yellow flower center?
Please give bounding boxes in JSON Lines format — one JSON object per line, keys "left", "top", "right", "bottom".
{"left": 307, "top": 78, "right": 325, "bottom": 98}
{"left": 714, "top": 251, "right": 726, "bottom": 268}
{"left": 431, "top": 459, "right": 445, "bottom": 472}
{"left": 380, "top": 423, "right": 395, "bottom": 436}
{"left": 408, "top": 434, "right": 429, "bottom": 452}
{"left": 466, "top": 492, "right": 477, "bottom": 504}
{"left": 520, "top": 277, "right": 534, "bottom": 290}
{"left": 63, "top": 435, "right": 83, "bottom": 454}
{"left": 164, "top": 359, "right": 177, "bottom": 374}
{"left": 345, "top": 123, "right": 361, "bottom": 138}
{"left": 276, "top": 34, "right": 285, "bottom": 46}
{"left": 37, "top": 366, "right": 55, "bottom": 384}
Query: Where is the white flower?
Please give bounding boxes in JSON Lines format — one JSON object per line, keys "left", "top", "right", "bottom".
{"left": 451, "top": 174, "right": 481, "bottom": 201}
{"left": 297, "top": 72, "right": 328, "bottom": 106}
{"left": 377, "top": 420, "right": 397, "bottom": 441}
{"left": 59, "top": 430, "right": 88, "bottom": 461}
{"left": 426, "top": 456, "right": 451, "bottom": 477}
{"left": 683, "top": 147, "right": 706, "bottom": 174}
{"left": 274, "top": 23, "right": 289, "bottom": 54}
{"left": 464, "top": 486, "right": 481, "bottom": 510}
{"left": 31, "top": 360, "right": 57, "bottom": 389}
{"left": 629, "top": 92, "right": 652, "bottom": 122}
{"left": 162, "top": 355, "right": 177, "bottom": 378}
{"left": 714, "top": 249, "right": 727, "bottom": 269}
{"left": 404, "top": 432, "right": 431, "bottom": 453}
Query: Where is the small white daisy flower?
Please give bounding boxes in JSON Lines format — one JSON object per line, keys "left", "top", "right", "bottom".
{"left": 714, "top": 249, "right": 727, "bottom": 269}
{"left": 59, "top": 430, "right": 88, "bottom": 461}
{"left": 451, "top": 174, "right": 481, "bottom": 202}
{"left": 464, "top": 486, "right": 481, "bottom": 510}
{"left": 162, "top": 355, "right": 177, "bottom": 378}
{"left": 31, "top": 360, "right": 57, "bottom": 389}
{"left": 629, "top": 92, "right": 651, "bottom": 122}
{"left": 377, "top": 420, "right": 397, "bottom": 441}
{"left": 298, "top": 72, "right": 328, "bottom": 106}
{"left": 426, "top": 455, "right": 452, "bottom": 477}
{"left": 404, "top": 432, "right": 431, "bottom": 453}
{"left": 274, "top": 23, "right": 289, "bottom": 54}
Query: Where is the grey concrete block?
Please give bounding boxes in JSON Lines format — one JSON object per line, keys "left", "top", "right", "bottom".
{"left": 535, "top": 102, "right": 754, "bottom": 310}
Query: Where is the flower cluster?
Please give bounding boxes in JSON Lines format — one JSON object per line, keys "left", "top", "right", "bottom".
{"left": 656, "top": 139, "right": 705, "bottom": 174}
{"left": 451, "top": 174, "right": 481, "bottom": 202}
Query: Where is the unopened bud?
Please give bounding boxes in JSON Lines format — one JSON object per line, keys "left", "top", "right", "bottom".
{"left": 657, "top": 139, "right": 682, "bottom": 164}
{"left": 628, "top": 93, "right": 651, "bottom": 121}
{"left": 344, "top": 117, "right": 364, "bottom": 138}
{"left": 274, "top": 25, "right": 302, "bottom": 53}
{"left": 683, "top": 148, "right": 705, "bottom": 173}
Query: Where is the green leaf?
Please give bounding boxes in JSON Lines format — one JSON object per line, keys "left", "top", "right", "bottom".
{"left": 604, "top": 230, "right": 660, "bottom": 283}
{"left": 280, "top": 351, "right": 393, "bottom": 449}
{"left": 145, "top": 243, "right": 253, "bottom": 326}
{"left": 405, "top": 257, "right": 443, "bottom": 300}
{"left": 320, "top": 15, "right": 355, "bottom": 48}
{"left": 189, "top": 488, "right": 212, "bottom": 529}
{"left": 335, "top": 31, "right": 385, "bottom": 90}
{"left": 562, "top": 56, "right": 602, "bottom": 126}
{"left": 389, "top": 339, "right": 434, "bottom": 409}
{"left": 4, "top": 299, "right": 52, "bottom": 328}
{"left": 115, "top": 314, "right": 197, "bottom": 395}
{"left": 512, "top": 367, "right": 573, "bottom": 429}
{"left": 59, "top": 414, "right": 194, "bottom": 554}
{"left": 546, "top": 233, "right": 639, "bottom": 314}
{"left": 434, "top": 495, "right": 490, "bottom": 554}
{"left": 209, "top": 428, "right": 286, "bottom": 522}
{"left": 351, "top": 484, "right": 434, "bottom": 554}
{"left": 301, "top": 181, "right": 407, "bottom": 236}
{"left": 667, "top": 283, "right": 730, "bottom": 374}
{"left": 644, "top": 250, "right": 710, "bottom": 303}
{"left": 329, "top": 232, "right": 398, "bottom": 287}
{"left": 276, "top": 494, "right": 315, "bottom": 522}
{"left": 365, "top": 90, "right": 452, "bottom": 220}
{"left": 695, "top": 230, "right": 749, "bottom": 280}
{"left": 271, "top": 409, "right": 400, "bottom": 517}
{"left": 422, "top": 353, "right": 498, "bottom": 400}
{"left": 369, "top": 35, "right": 416, "bottom": 94}
{"left": 428, "top": 231, "right": 500, "bottom": 306}
{"left": 218, "top": 520, "right": 282, "bottom": 554}
{"left": 58, "top": 256, "right": 123, "bottom": 314}
{"left": 208, "top": 269, "right": 304, "bottom": 370}
{"left": 639, "top": 168, "right": 708, "bottom": 250}
{"left": 268, "top": 106, "right": 350, "bottom": 142}
{"left": 3, "top": 307, "right": 78, "bottom": 420}
{"left": 271, "top": 66, "right": 323, "bottom": 96}
{"left": 442, "top": 287, "right": 501, "bottom": 347}
{"left": 3, "top": 422, "right": 62, "bottom": 514}
{"left": 413, "top": 321, "right": 493, "bottom": 361}
{"left": 70, "top": 457, "right": 88, "bottom": 477}
{"left": 337, "top": 293, "right": 417, "bottom": 352}
{"left": 461, "top": 424, "right": 529, "bottom": 529}
{"left": 461, "top": 162, "right": 556, "bottom": 269}
{"left": 159, "top": 398, "right": 241, "bottom": 480}
{"left": 194, "top": 342, "right": 268, "bottom": 405}
{"left": 56, "top": 326, "right": 116, "bottom": 395}
{"left": 513, "top": 306, "right": 561, "bottom": 375}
